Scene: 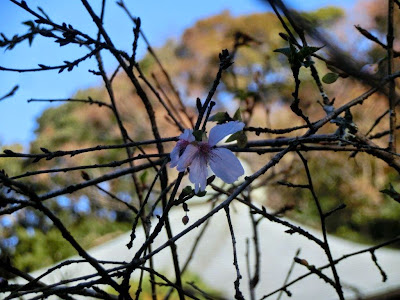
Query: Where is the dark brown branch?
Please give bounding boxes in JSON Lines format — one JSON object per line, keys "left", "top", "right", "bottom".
{"left": 277, "top": 248, "right": 301, "bottom": 300}
{"left": 135, "top": 63, "right": 185, "bottom": 131}
{"left": 116, "top": 0, "right": 193, "bottom": 127}
{"left": 95, "top": 182, "right": 139, "bottom": 214}
{"left": 225, "top": 205, "right": 245, "bottom": 300}
{"left": 195, "top": 49, "right": 232, "bottom": 130}
{"left": 27, "top": 97, "right": 113, "bottom": 109}
{"left": 387, "top": 0, "right": 396, "bottom": 151}
{"left": 10, "top": 153, "right": 167, "bottom": 180}
{"left": 0, "top": 46, "right": 103, "bottom": 73}
{"left": 261, "top": 234, "right": 400, "bottom": 299}
{"left": 0, "top": 85, "right": 19, "bottom": 102}
{"left": 0, "top": 159, "right": 166, "bottom": 216}
{"left": 370, "top": 251, "right": 387, "bottom": 282}
{"left": 355, "top": 25, "right": 400, "bottom": 57}
{"left": 294, "top": 257, "right": 336, "bottom": 288}
{"left": 297, "top": 152, "right": 344, "bottom": 299}
{"left": 0, "top": 137, "right": 177, "bottom": 160}
{"left": 245, "top": 123, "right": 310, "bottom": 135}
{"left": 0, "top": 173, "right": 122, "bottom": 294}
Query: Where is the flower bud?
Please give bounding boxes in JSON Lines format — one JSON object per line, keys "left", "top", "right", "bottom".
{"left": 182, "top": 215, "right": 189, "bottom": 225}
{"left": 360, "top": 63, "right": 378, "bottom": 75}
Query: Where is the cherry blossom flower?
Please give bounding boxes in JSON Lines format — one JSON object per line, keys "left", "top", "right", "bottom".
{"left": 172, "top": 121, "right": 245, "bottom": 193}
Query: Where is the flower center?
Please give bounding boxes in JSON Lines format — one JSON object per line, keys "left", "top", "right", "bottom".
{"left": 178, "top": 140, "right": 189, "bottom": 147}
{"left": 178, "top": 140, "right": 190, "bottom": 156}
{"left": 198, "top": 142, "right": 211, "bottom": 155}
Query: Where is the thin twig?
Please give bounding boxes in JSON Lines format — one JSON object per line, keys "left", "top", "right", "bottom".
{"left": 387, "top": 0, "right": 396, "bottom": 151}
{"left": 0, "top": 85, "right": 19, "bottom": 102}
{"left": 225, "top": 205, "right": 245, "bottom": 300}
{"left": 297, "top": 151, "right": 344, "bottom": 299}
{"left": 27, "top": 97, "right": 113, "bottom": 109}
{"left": 277, "top": 248, "right": 301, "bottom": 300}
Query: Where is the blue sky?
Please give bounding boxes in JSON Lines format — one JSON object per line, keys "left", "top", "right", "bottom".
{"left": 0, "top": 0, "right": 355, "bottom": 148}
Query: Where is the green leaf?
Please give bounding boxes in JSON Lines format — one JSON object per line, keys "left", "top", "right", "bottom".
{"left": 139, "top": 171, "right": 148, "bottom": 184}
{"left": 196, "top": 190, "right": 207, "bottom": 197}
{"left": 208, "top": 112, "right": 229, "bottom": 123}
{"left": 298, "top": 46, "right": 323, "bottom": 60}
{"left": 179, "top": 186, "right": 194, "bottom": 201}
{"left": 226, "top": 131, "right": 247, "bottom": 147}
{"left": 179, "top": 186, "right": 194, "bottom": 200}
{"left": 233, "top": 108, "right": 242, "bottom": 121}
{"left": 322, "top": 72, "right": 339, "bottom": 84}
{"left": 273, "top": 47, "right": 292, "bottom": 58}
{"left": 236, "top": 132, "right": 248, "bottom": 148}
{"left": 182, "top": 186, "right": 193, "bottom": 194}
{"left": 22, "top": 20, "right": 35, "bottom": 29}
{"left": 226, "top": 131, "right": 241, "bottom": 143}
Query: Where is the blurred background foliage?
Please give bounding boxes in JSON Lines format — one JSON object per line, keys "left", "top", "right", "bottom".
{"left": 1, "top": 0, "right": 400, "bottom": 279}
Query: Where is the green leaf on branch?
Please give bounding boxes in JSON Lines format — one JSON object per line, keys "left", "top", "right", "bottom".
{"left": 22, "top": 20, "right": 35, "bottom": 29}
{"left": 298, "top": 46, "right": 323, "bottom": 61}
{"left": 322, "top": 72, "right": 339, "bottom": 84}
{"left": 274, "top": 44, "right": 322, "bottom": 68}
{"left": 182, "top": 186, "right": 193, "bottom": 195}
{"left": 196, "top": 190, "right": 207, "bottom": 197}
{"left": 273, "top": 47, "right": 292, "bottom": 58}
{"left": 233, "top": 108, "right": 242, "bottom": 121}
{"left": 274, "top": 44, "right": 298, "bottom": 67}
{"left": 226, "top": 131, "right": 247, "bottom": 148}
{"left": 139, "top": 171, "right": 148, "bottom": 184}
{"left": 179, "top": 186, "right": 194, "bottom": 201}
{"left": 208, "top": 112, "right": 230, "bottom": 124}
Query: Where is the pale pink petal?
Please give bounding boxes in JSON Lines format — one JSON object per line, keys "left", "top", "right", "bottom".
{"left": 188, "top": 154, "right": 208, "bottom": 193}
{"left": 169, "top": 144, "right": 181, "bottom": 168}
{"left": 179, "top": 129, "right": 195, "bottom": 142}
{"left": 170, "top": 129, "right": 195, "bottom": 168}
{"left": 208, "top": 121, "right": 245, "bottom": 146}
{"left": 176, "top": 144, "right": 199, "bottom": 172}
{"left": 209, "top": 148, "right": 244, "bottom": 184}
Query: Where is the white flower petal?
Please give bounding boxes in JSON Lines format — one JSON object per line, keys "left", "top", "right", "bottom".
{"left": 189, "top": 154, "right": 208, "bottom": 193}
{"left": 209, "top": 148, "right": 244, "bottom": 184}
{"left": 179, "top": 129, "right": 195, "bottom": 142}
{"left": 176, "top": 144, "right": 198, "bottom": 172}
{"left": 208, "top": 121, "right": 245, "bottom": 146}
